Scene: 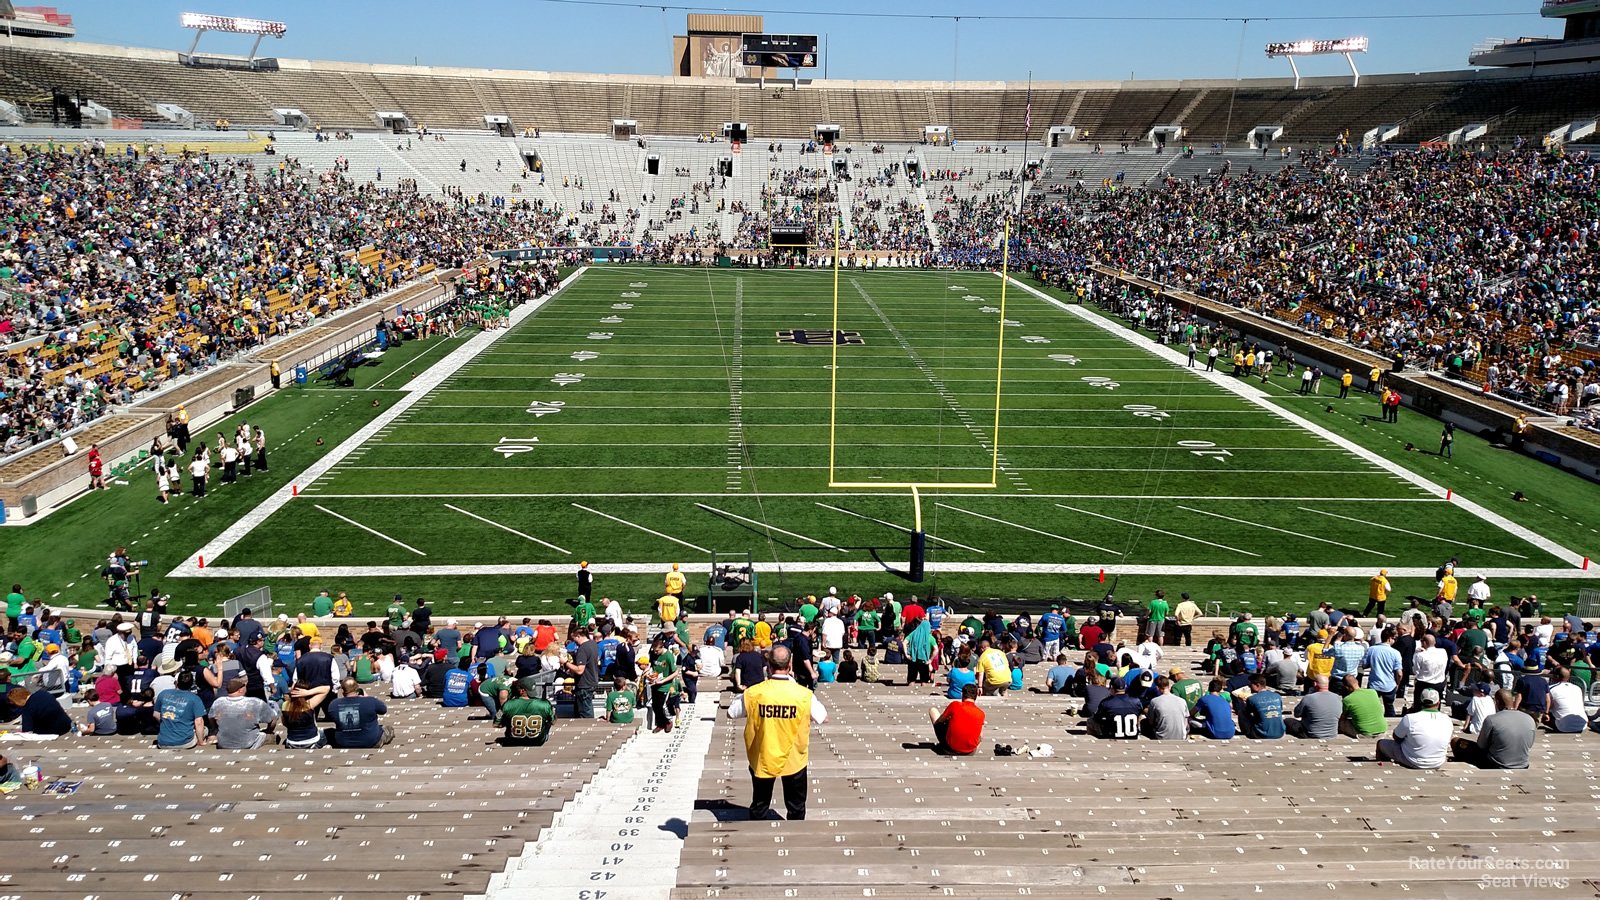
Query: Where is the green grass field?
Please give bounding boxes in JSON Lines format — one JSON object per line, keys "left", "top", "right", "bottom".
{"left": 156, "top": 266, "right": 1593, "bottom": 609}
{"left": 7, "top": 266, "right": 1598, "bottom": 619}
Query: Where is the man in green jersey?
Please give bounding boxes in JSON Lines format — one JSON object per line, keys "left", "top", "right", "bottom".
{"left": 573, "top": 596, "right": 596, "bottom": 628}
{"left": 605, "top": 675, "right": 636, "bottom": 724}
{"left": 500, "top": 681, "right": 554, "bottom": 746}
{"left": 856, "top": 605, "right": 881, "bottom": 648}
{"left": 385, "top": 595, "right": 406, "bottom": 631}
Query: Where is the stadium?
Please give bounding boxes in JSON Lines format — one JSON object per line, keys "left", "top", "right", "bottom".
{"left": 1, "top": 0, "right": 1599, "bottom": 896}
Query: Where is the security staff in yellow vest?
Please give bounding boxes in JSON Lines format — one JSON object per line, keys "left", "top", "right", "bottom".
{"left": 665, "top": 563, "right": 686, "bottom": 601}
{"left": 727, "top": 644, "right": 827, "bottom": 820}
{"left": 270, "top": 360, "right": 282, "bottom": 390}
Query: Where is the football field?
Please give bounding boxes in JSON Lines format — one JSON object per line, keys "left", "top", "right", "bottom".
{"left": 178, "top": 266, "right": 1586, "bottom": 594}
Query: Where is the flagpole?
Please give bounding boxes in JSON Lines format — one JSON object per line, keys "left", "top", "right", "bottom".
{"left": 1018, "top": 70, "right": 1032, "bottom": 216}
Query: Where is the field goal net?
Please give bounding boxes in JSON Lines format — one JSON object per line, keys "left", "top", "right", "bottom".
{"left": 222, "top": 586, "right": 272, "bottom": 623}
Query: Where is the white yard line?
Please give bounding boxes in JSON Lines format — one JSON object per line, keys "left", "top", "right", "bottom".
{"left": 165, "top": 266, "right": 591, "bottom": 578}
{"left": 444, "top": 503, "right": 571, "bottom": 555}
{"left": 313, "top": 505, "right": 427, "bottom": 556}
{"left": 1054, "top": 503, "right": 1261, "bottom": 557}
{"left": 813, "top": 501, "right": 986, "bottom": 554}
{"left": 934, "top": 503, "right": 1120, "bottom": 555}
{"left": 366, "top": 334, "right": 457, "bottom": 390}
{"left": 184, "top": 561, "right": 1597, "bottom": 579}
{"left": 307, "top": 491, "right": 1444, "bottom": 501}
{"left": 1175, "top": 504, "right": 1395, "bottom": 558}
{"left": 693, "top": 502, "right": 848, "bottom": 552}
{"left": 325, "top": 464, "right": 1390, "bottom": 474}
{"left": 1006, "top": 275, "right": 1588, "bottom": 569}
{"left": 1295, "top": 506, "right": 1531, "bottom": 559}
{"left": 570, "top": 502, "right": 712, "bottom": 554}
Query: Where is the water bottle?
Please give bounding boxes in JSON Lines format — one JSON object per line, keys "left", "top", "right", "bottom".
{"left": 21, "top": 759, "right": 42, "bottom": 790}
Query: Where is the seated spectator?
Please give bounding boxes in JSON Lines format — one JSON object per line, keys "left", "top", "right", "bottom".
{"left": 442, "top": 659, "right": 472, "bottom": 708}
{"left": 328, "top": 678, "right": 394, "bottom": 748}
{"left": 1190, "top": 679, "right": 1236, "bottom": 740}
{"left": 281, "top": 692, "right": 325, "bottom": 750}
{"left": 12, "top": 686, "right": 72, "bottom": 736}
{"left": 1142, "top": 676, "right": 1189, "bottom": 740}
{"left": 153, "top": 673, "right": 208, "bottom": 749}
{"left": 1078, "top": 670, "right": 1112, "bottom": 721}
{"left": 1089, "top": 677, "right": 1143, "bottom": 739}
{"left": 478, "top": 663, "right": 514, "bottom": 724}
{"left": 1045, "top": 654, "right": 1076, "bottom": 694}
{"left": 929, "top": 683, "right": 985, "bottom": 755}
{"left": 1462, "top": 681, "right": 1497, "bottom": 734}
{"left": 1240, "top": 674, "right": 1285, "bottom": 739}
{"left": 211, "top": 676, "right": 280, "bottom": 749}
{"left": 1289, "top": 675, "right": 1341, "bottom": 739}
{"left": 1376, "top": 688, "right": 1452, "bottom": 769}
{"left": 500, "top": 680, "right": 554, "bottom": 746}
{"left": 837, "top": 650, "right": 860, "bottom": 683}
{"left": 78, "top": 688, "right": 118, "bottom": 736}
{"left": 944, "top": 653, "right": 976, "bottom": 699}
{"left": 604, "top": 676, "right": 635, "bottom": 724}
{"left": 1545, "top": 666, "right": 1588, "bottom": 733}
{"left": 390, "top": 658, "right": 422, "bottom": 699}
{"left": 1451, "top": 689, "right": 1536, "bottom": 769}
{"left": 1339, "top": 675, "right": 1389, "bottom": 737}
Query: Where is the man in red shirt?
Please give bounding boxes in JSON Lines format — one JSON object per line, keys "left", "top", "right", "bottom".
{"left": 87, "top": 444, "right": 105, "bottom": 490}
{"left": 1079, "top": 621, "right": 1104, "bottom": 651}
{"left": 929, "top": 683, "right": 984, "bottom": 755}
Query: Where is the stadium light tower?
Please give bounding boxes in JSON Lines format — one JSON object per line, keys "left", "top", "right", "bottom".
{"left": 1265, "top": 36, "right": 1368, "bottom": 88}
{"left": 181, "top": 12, "right": 287, "bottom": 62}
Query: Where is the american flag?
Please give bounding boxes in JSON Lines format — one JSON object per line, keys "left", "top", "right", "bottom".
{"left": 1024, "top": 88, "right": 1032, "bottom": 131}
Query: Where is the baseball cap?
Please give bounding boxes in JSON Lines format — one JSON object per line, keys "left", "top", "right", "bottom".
{"left": 1472, "top": 682, "right": 1494, "bottom": 695}
{"left": 1418, "top": 688, "right": 1441, "bottom": 706}
{"left": 447, "top": 618, "right": 458, "bottom": 626}
{"left": 44, "top": 643, "right": 59, "bottom": 653}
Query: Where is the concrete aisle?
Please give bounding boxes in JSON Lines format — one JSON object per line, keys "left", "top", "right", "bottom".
{"left": 481, "top": 692, "right": 720, "bottom": 900}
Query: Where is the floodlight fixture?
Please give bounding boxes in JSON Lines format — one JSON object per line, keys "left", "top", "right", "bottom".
{"left": 1265, "top": 36, "right": 1368, "bottom": 87}
{"left": 181, "top": 12, "right": 286, "bottom": 61}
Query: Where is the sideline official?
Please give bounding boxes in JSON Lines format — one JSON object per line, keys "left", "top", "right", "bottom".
{"left": 727, "top": 645, "right": 827, "bottom": 820}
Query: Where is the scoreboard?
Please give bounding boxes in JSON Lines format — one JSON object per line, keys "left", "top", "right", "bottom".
{"left": 742, "top": 33, "right": 819, "bottom": 69}
{"left": 769, "top": 224, "right": 810, "bottom": 247}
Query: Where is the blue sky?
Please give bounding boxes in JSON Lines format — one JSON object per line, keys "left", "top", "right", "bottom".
{"left": 61, "top": 0, "right": 1552, "bottom": 81}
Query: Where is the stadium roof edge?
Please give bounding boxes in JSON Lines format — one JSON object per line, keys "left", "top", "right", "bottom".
{"left": 8, "top": 34, "right": 1600, "bottom": 92}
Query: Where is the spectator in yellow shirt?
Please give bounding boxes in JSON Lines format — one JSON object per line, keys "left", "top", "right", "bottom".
{"left": 1364, "top": 569, "right": 1391, "bottom": 616}
{"left": 974, "top": 637, "right": 1012, "bottom": 696}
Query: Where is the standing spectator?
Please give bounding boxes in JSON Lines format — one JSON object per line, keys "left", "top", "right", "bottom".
{"left": 565, "top": 629, "right": 600, "bottom": 718}
{"left": 726, "top": 645, "right": 827, "bottom": 820}
{"left": 1171, "top": 593, "right": 1200, "bottom": 646}
{"left": 576, "top": 561, "right": 593, "bottom": 601}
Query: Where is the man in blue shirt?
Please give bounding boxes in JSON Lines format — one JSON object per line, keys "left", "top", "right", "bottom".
{"left": 1039, "top": 605, "right": 1068, "bottom": 660}
{"left": 329, "top": 679, "right": 394, "bottom": 747}
{"left": 925, "top": 600, "right": 946, "bottom": 633}
{"left": 1045, "top": 655, "right": 1077, "bottom": 694}
{"left": 1191, "top": 679, "right": 1236, "bottom": 739}
{"left": 595, "top": 633, "right": 621, "bottom": 679}
{"left": 154, "top": 673, "right": 208, "bottom": 749}
{"left": 1242, "top": 674, "right": 1286, "bottom": 739}
{"left": 1329, "top": 634, "right": 1367, "bottom": 688}
{"left": 703, "top": 621, "right": 727, "bottom": 650}
{"left": 1364, "top": 632, "right": 1404, "bottom": 716}
{"left": 442, "top": 659, "right": 472, "bottom": 708}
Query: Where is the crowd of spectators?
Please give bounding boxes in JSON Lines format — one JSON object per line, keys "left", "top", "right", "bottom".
{"left": 1006, "top": 145, "right": 1600, "bottom": 412}
{"left": 0, "top": 140, "right": 579, "bottom": 453}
